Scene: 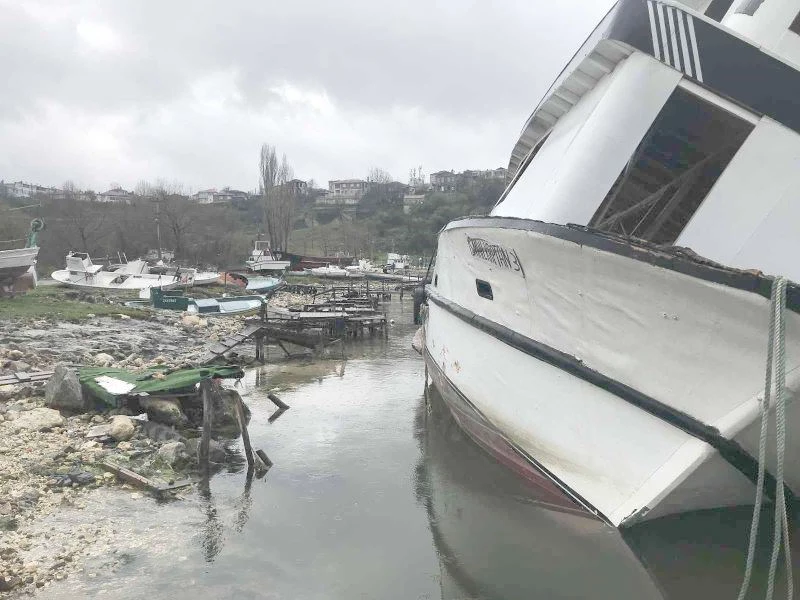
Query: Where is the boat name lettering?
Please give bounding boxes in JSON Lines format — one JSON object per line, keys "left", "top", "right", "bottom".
{"left": 466, "top": 236, "right": 524, "bottom": 276}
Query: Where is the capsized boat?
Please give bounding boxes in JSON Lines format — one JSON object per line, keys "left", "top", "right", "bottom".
{"left": 243, "top": 275, "right": 285, "bottom": 294}
{"left": 0, "top": 218, "right": 43, "bottom": 295}
{"left": 245, "top": 241, "right": 290, "bottom": 274}
{"left": 126, "top": 287, "right": 265, "bottom": 316}
{"left": 422, "top": 0, "right": 800, "bottom": 527}
{"left": 310, "top": 265, "right": 363, "bottom": 279}
{"left": 52, "top": 253, "right": 193, "bottom": 292}
{"left": 276, "top": 251, "right": 355, "bottom": 271}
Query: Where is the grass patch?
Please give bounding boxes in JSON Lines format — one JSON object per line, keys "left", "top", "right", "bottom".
{"left": 0, "top": 286, "right": 150, "bottom": 322}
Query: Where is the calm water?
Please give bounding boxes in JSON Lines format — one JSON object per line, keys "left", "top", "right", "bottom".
{"left": 35, "top": 297, "right": 799, "bottom": 599}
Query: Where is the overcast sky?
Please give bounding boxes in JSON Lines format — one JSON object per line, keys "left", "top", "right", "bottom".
{"left": 0, "top": 0, "right": 614, "bottom": 193}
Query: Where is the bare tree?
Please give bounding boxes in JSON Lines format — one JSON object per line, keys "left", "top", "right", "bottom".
{"left": 152, "top": 181, "right": 192, "bottom": 257}
{"left": 366, "top": 168, "right": 392, "bottom": 184}
{"left": 259, "top": 144, "right": 296, "bottom": 252}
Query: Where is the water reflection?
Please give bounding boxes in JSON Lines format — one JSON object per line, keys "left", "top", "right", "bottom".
{"left": 418, "top": 383, "right": 800, "bottom": 600}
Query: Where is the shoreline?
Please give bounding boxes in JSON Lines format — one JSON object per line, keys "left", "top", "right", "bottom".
{"left": 0, "top": 286, "right": 306, "bottom": 595}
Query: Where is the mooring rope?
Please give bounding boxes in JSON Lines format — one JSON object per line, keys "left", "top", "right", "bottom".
{"left": 737, "top": 276, "right": 793, "bottom": 600}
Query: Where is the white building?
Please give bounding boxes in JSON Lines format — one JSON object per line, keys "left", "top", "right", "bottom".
{"left": 97, "top": 187, "right": 134, "bottom": 204}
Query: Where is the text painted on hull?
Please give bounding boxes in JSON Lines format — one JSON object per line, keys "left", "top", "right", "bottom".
{"left": 466, "top": 236, "right": 525, "bottom": 277}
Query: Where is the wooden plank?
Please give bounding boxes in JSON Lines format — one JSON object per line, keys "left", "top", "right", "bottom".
{"left": 101, "top": 461, "right": 193, "bottom": 494}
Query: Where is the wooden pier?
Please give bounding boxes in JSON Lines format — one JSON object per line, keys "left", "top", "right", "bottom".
{"left": 200, "top": 289, "right": 389, "bottom": 364}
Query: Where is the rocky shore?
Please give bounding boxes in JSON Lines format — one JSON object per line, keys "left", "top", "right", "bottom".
{"left": 0, "top": 290, "right": 307, "bottom": 596}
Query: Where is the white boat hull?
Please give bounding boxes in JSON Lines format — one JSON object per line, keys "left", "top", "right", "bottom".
{"left": 424, "top": 217, "right": 800, "bottom": 526}
{"left": 51, "top": 269, "right": 183, "bottom": 292}
{"left": 0, "top": 247, "right": 39, "bottom": 292}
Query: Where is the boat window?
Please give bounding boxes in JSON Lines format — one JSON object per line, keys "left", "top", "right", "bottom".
{"left": 735, "top": 0, "right": 765, "bottom": 15}
{"left": 791, "top": 10, "right": 800, "bottom": 34}
{"left": 705, "top": 0, "right": 735, "bottom": 20}
{"left": 588, "top": 87, "right": 753, "bottom": 245}
{"left": 476, "top": 279, "right": 493, "bottom": 300}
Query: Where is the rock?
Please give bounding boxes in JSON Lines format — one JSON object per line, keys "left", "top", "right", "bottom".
{"left": 116, "top": 441, "right": 132, "bottom": 451}
{"left": 0, "top": 516, "right": 18, "bottom": 531}
{"left": 44, "top": 364, "right": 89, "bottom": 412}
{"left": 85, "top": 424, "right": 113, "bottom": 439}
{"left": 93, "top": 353, "right": 115, "bottom": 367}
{"left": 181, "top": 314, "right": 201, "bottom": 327}
{"left": 91, "top": 415, "right": 105, "bottom": 424}
{"left": 0, "top": 576, "right": 19, "bottom": 591}
{"left": 108, "top": 415, "right": 135, "bottom": 442}
{"left": 210, "top": 388, "right": 249, "bottom": 436}
{"left": 139, "top": 397, "right": 187, "bottom": 426}
{"left": 6, "top": 349, "right": 23, "bottom": 360}
{"left": 12, "top": 408, "right": 64, "bottom": 431}
{"left": 157, "top": 441, "right": 187, "bottom": 467}
{"left": 11, "top": 361, "right": 31, "bottom": 372}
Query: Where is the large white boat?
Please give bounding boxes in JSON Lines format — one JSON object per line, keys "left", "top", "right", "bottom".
{"left": 422, "top": 0, "right": 800, "bottom": 527}
{"left": 245, "top": 240, "right": 290, "bottom": 274}
{"left": 52, "top": 253, "right": 194, "bottom": 292}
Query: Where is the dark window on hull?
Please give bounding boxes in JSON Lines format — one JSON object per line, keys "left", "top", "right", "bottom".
{"left": 736, "top": 0, "right": 765, "bottom": 16}
{"left": 589, "top": 88, "right": 753, "bottom": 245}
{"left": 706, "top": 0, "right": 734, "bottom": 21}
{"left": 791, "top": 11, "right": 800, "bottom": 34}
{"left": 476, "top": 280, "right": 493, "bottom": 300}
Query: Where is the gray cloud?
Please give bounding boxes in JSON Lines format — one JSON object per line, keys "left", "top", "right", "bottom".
{"left": 0, "top": 0, "right": 614, "bottom": 192}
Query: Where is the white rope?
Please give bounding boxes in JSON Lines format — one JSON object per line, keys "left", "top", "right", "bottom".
{"left": 766, "top": 277, "right": 792, "bottom": 600}
{"left": 736, "top": 276, "right": 793, "bottom": 600}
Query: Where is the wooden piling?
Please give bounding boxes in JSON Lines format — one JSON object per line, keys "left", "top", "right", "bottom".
{"left": 233, "top": 393, "right": 255, "bottom": 469}
{"left": 199, "top": 379, "right": 215, "bottom": 468}
{"left": 267, "top": 392, "right": 289, "bottom": 410}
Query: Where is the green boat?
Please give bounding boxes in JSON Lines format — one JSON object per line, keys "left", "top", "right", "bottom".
{"left": 127, "top": 288, "right": 266, "bottom": 316}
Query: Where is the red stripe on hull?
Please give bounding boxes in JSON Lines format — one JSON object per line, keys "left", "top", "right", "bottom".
{"left": 425, "top": 351, "right": 593, "bottom": 517}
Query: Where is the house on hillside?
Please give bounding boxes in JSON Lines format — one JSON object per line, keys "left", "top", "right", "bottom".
{"left": 97, "top": 187, "right": 134, "bottom": 204}
{"left": 193, "top": 189, "right": 216, "bottom": 204}
{"left": 2, "top": 181, "right": 61, "bottom": 198}
{"left": 327, "top": 179, "right": 368, "bottom": 205}
{"left": 285, "top": 179, "right": 308, "bottom": 196}
{"left": 430, "top": 170, "right": 458, "bottom": 192}
{"left": 214, "top": 188, "right": 249, "bottom": 203}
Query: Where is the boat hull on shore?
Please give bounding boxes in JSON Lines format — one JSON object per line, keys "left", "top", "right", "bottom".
{"left": 423, "top": 217, "right": 800, "bottom": 526}
{"left": 0, "top": 247, "right": 39, "bottom": 293}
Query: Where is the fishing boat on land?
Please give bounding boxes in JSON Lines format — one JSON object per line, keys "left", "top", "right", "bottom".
{"left": 52, "top": 253, "right": 194, "bottom": 292}
{"left": 421, "top": 0, "right": 800, "bottom": 527}
{"left": 245, "top": 241, "right": 290, "bottom": 274}
{"left": 0, "top": 218, "right": 43, "bottom": 295}
{"left": 126, "top": 287, "right": 266, "bottom": 316}
{"left": 276, "top": 251, "right": 354, "bottom": 271}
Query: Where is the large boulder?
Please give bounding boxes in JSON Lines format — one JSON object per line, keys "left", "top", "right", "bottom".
{"left": 93, "top": 353, "right": 115, "bottom": 367}
{"left": 139, "top": 398, "right": 187, "bottom": 427}
{"left": 44, "top": 364, "right": 89, "bottom": 412}
{"left": 12, "top": 408, "right": 64, "bottom": 431}
{"left": 211, "top": 388, "right": 250, "bottom": 436}
{"left": 157, "top": 441, "right": 188, "bottom": 467}
{"left": 108, "top": 415, "right": 135, "bottom": 441}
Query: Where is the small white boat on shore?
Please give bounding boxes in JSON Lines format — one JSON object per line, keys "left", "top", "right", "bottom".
{"left": 52, "top": 253, "right": 194, "bottom": 293}
{"left": 246, "top": 241, "right": 290, "bottom": 274}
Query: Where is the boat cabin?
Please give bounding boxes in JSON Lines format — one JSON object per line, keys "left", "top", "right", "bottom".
{"left": 65, "top": 252, "right": 103, "bottom": 275}
{"left": 493, "top": 0, "right": 800, "bottom": 281}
